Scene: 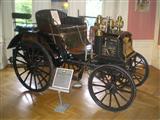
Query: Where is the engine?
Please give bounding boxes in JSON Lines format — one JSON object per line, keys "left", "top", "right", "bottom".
{"left": 92, "top": 15, "right": 134, "bottom": 62}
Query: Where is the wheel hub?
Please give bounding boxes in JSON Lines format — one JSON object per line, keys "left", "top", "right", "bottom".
{"left": 108, "top": 83, "right": 117, "bottom": 94}
{"left": 27, "top": 63, "right": 37, "bottom": 71}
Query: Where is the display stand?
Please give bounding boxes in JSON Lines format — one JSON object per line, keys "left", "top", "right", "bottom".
{"left": 50, "top": 68, "right": 74, "bottom": 113}
{"left": 54, "top": 91, "right": 70, "bottom": 112}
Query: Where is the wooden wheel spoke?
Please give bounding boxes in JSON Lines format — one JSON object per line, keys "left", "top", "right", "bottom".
{"left": 101, "top": 71, "right": 110, "bottom": 83}
{"left": 134, "top": 72, "right": 144, "bottom": 77}
{"left": 92, "top": 83, "right": 106, "bottom": 88}
{"left": 36, "top": 70, "right": 48, "bottom": 83}
{"left": 33, "top": 73, "right": 38, "bottom": 90}
{"left": 135, "top": 59, "right": 143, "bottom": 66}
{"left": 133, "top": 75, "right": 142, "bottom": 82}
{"left": 36, "top": 73, "right": 44, "bottom": 88}
{"left": 109, "top": 92, "right": 112, "bottom": 107}
{"left": 37, "top": 68, "right": 50, "bottom": 76}
{"left": 118, "top": 80, "right": 129, "bottom": 87}
{"left": 95, "top": 72, "right": 107, "bottom": 85}
{"left": 135, "top": 66, "right": 144, "bottom": 70}
{"left": 94, "top": 89, "right": 106, "bottom": 95}
{"left": 17, "top": 51, "right": 26, "bottom": 60}
{"left": 100, "top": 92, "right": 108, "bottom": 102}
{"left": 19, "top": 69, "right": 29, "bottom": 76}
{"left": 118, "top": 88, "right": 131, "bottom": 94}
{"left": 116, "top": 91, "right": 128, "bottom": 102}
{"left": 16, "top": 59, "right": 27, "bottom": 64}
{"left": 29, "top": 73, "right": 33, "bottom": 87}
{"left": 113, "top": 93, "right": 120, "bottom": 107}
{"left": 23, "top": 71, "right": 31, "bottom": 82}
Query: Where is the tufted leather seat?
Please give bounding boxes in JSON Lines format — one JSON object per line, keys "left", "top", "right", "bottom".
{"left": 36, "top": 9, "right": 89, "bottom": 57}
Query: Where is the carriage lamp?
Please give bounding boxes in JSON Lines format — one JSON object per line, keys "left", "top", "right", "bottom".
{"left": 95, "top": 15, "right": 107, "bottom": 36}
{"left": 116, "top": 16, "right": 124, "bottom": 32}
{"left": 63, "top": 2, "right": 69, "bottom": 10}
{"left": 95, "top": 15, "right": 103, "bottom": 36}
{"left": 108, "top": 19, "right": 115, "bottom": 32}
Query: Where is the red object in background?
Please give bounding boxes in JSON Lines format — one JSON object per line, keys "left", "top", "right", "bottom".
{"left": 128, "top": 0, "right": 156, "bottom": 40}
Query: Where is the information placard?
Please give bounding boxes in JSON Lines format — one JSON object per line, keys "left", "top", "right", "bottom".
{"left": 50, "top": 68, "right": 74, "bottom": 93}
{"left": 50, "top": 11, "right": 61, "bottom": 25}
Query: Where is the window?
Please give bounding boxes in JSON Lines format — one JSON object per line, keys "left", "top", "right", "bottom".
{"left": 14, "top": 0, "right": 32, "bottom": 25}
{"left": 86, "top": 0, "right": 103, "bottom": 39}
{"left": 86, "top": 0, "right": 102, "bottom": 27}
{"left": 15, "top": 0, "right": 32, "bottom": 14}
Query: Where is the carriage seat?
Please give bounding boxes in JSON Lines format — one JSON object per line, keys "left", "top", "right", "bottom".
{"left": 12, "top": 13, "right": 36, "bottom": 33}
{"left": 36, "top": 9, "right": 89, "bottom": 56}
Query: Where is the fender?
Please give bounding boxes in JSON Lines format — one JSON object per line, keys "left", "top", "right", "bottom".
{"left": 7, "top": 34, "right": 22, "bottom": 49}
{"left": 7, "top": 32, "right": 40, "bottom": 49}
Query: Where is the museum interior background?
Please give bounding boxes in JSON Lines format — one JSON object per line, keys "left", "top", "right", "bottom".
{"left": 0, "top": 0, "right": 159, "bottom": 70}
{"left": 0, "top": 0, "right": 159, "bottom": 119}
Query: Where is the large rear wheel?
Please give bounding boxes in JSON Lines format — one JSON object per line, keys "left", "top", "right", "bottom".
{"left": 12, "top": 41, "right": 54, "bottom": 92}
{"left": 127, "top": 52, "right": 149, "bottom": 87}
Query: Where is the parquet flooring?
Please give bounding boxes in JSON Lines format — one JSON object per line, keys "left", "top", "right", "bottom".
{"left": 0, "top": 66, "right": 160, "bottom": 120}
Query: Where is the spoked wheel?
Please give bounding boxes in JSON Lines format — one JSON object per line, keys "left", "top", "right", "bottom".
{"left": 127, "top": 52, "right": 149, "bottom": 87}
{"left": 88, "top": 65, "right": 136, "bottom": 112}
{"left": 12, "top": 41, "right": 54, "bottom": 92}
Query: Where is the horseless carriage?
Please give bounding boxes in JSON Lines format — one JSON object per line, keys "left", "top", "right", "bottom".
{"left": 8, "top": 9, "right": 149, "bottom": 112}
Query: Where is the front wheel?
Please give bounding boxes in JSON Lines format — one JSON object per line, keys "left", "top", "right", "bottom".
{"left": 12, "top": 41, "right": 54, "bottom": 92}
{"left": 88, "top": 65, "right": 136, "bottom": 112}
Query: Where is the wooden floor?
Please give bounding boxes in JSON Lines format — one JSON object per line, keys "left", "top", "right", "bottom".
{"left": 0, "top": 66, "right": 160, "bottom": 120}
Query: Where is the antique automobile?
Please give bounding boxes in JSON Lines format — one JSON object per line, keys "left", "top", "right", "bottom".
{"left": 8, "top": 9, "right": 149, "bottom": 112}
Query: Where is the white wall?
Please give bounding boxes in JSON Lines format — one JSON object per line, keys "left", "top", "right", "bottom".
{"left": 68, "top": 0, "right": 86, "bottom": 17}
{"left": 0, "top": 0, "right": 14, "bottom": 69}
{"left": 0, "top": 0, "right": 5, "bottom": 69}
{"left": 51, "top": 1, "right": 64, "bottom": 11}
{"left": 132, "top": 0, "right": 160, "bottom": 69}
{"left": 2, "top": 0, "right": 14, "bottom": 62}
{"left": 32, "top": 0, "right": 51, "bottom": 23}
{"left": 151, "top": 0, "right": 160, "bottom": 69}
{"left": 102, "top": 0, "right": 128, "bottom": 31}
{"left": 133, "top": 40, "right": 154, "bottom": 65}
{"left": 0, "top": 0, "right": 2, "bottom": 43}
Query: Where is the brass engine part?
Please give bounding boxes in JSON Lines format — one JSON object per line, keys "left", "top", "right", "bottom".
{"left": 94, "top": 15, "right": 107, "bottom": 36}
{"left": 116, "top": 16, "right": 124, "bottom": 32}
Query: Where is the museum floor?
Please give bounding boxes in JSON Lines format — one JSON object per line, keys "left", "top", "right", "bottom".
{"left": 0, "top": 66, "right": 160, "bottom": 120}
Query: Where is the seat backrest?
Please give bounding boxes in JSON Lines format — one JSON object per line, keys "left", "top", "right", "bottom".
{"left": 12, "top": 12, "right": 32, "bottom": 32}
{"left": 36, "top": 9, "right": 67, "bottom": 33}
{"left": 12, "top": 12, "right": 31, "bottom": 19}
